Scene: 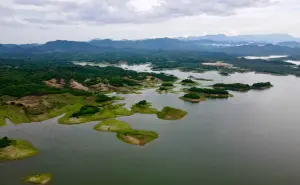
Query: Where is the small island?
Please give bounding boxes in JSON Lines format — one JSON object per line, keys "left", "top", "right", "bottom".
{"left": 131, "top": 100, "right": 158, "bottom": 114}
{"left": 94, "top": 119, "right": 158, "bottom": 146}
{"left": 213, "top": 83, "right": 251, "bottom": 92}
{"left": 188, "top": 75, "right": 213, "bottom": 81}
{"left": 94, "top": 119, "right": 132, "bottom": 132}
{"left": 117, "top": 130, "right": 158, "bottom": 146}
{"left": 157, "top": 107, "right": 187, "bottom": 120}
{"left": 180, "top": 93, "right": 205, "bottom": 103}
{"left": 0, "top": 137, "right": 39, "bottom": 161}
{"left": 180, "top": 79, "right": 198, "bottom": 86}
{"left": 251, "top": 82, "right": 273, "bottom": 90}
{"left": 156, "top": 82, "right": 175, "bottom": 93}
{"left": 188, "top": 87, "right": 232, "bottom": 98}
{"left": 25, "top": 173, "right": 52, "bottom": 185}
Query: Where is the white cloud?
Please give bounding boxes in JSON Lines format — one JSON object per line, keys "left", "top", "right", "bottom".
{"left": 0, "top": 0, "right": 299, "bottom": 43}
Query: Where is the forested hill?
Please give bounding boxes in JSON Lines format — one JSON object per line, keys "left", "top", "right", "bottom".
{"left": 0, "top": 59, "right": 177, "bottom": 98}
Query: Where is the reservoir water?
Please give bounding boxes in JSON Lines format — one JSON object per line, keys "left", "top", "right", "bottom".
{"left": 1, "top": 69, "right": 300, "bottom": 185}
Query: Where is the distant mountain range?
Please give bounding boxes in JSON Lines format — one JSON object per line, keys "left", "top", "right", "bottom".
{"left": 1, "top": 34, "right": 300, "bottom": 56}
{"left": 178, "top": 34, "right": 300, "bottom": 43}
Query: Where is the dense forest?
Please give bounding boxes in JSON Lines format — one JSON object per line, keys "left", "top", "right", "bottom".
{"left": 0, "top": 59, "right": 176, "bottom": 98}
{"left": 1, "top": 48, "right": 299, "bottom": 76}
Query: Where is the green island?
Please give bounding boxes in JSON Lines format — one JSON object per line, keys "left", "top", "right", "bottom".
{"left": 213, "top": 83, "right": 251, "bottom": 92}
{"left": 117, "top": 130, "right": 159, "bottom": 146}
{"left": 156, "top": 82, "right": 176, "bottom": 94}
{"left": 131, "top": 100, "right": 159, "bottom": 114}
{"left": 212, "top": 82, "right": 274, "bottom": 92}
{"left": 24, "top": 173, "right": 52, "bottom": 185}
{"left": 188, "top": 76, "right": 213, "bottom": 81}
{"left": 0, "top": 137, "right": 39, "bottom": 161}
{"left": 157, "top": 107, "right": 187, "bottom": 120}
{"left": 188, "top": 87, "right": 233, "bottom": 98}
{"left": 251, "top": 82, "right": 273, "bottom": 90}
{"left": 94, "top": 119, "right": 158, "bottom": 146}
{"left": 180, "top": 79, "right": 199, "bottom": 86}
{"left": 94, "top": 119, "right": 132, "bottom": 132}
{"left": 180, "top": 93, "right": 206, "bottom": 103}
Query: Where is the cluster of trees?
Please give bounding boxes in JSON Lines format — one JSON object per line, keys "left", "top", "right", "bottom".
{"left": 135, "top": 100, "right": 152, "bottom": 108}
{"left": 189, "top": 87, "right": 229, "bottom": 95}
{"left": 183, "top": 93, "right": 200, "bottom": 99}
{"left": 96, "top": 94, "right": 113, "bottom": 103}
{"left": 252, "top": 82, "right": 272, "bottom": 88}
{"left": 181, "top": 79, "right": 196, "bottom": 84}
{"left": 71, "top": 105, "right": 100, "bottom": 118}
{"left": 159, "top": 86, "right": 169, "bottom": 91}
{"left": 0, "top": 137, "right": 13, "bottom": 148}
{"left": 161, "top": 82, "right": 174, "bottom": 87}
{"left": 212, "top": 83, "right": 251, "bottom": 91}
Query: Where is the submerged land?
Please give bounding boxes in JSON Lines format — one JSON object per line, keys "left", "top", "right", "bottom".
{"left": 25, "top": 173, "right": 52, "bottom": 185}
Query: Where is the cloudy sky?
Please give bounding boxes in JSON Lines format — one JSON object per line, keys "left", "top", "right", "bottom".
{"left": 0, "top": 0, "right": 300, "bottom": 44}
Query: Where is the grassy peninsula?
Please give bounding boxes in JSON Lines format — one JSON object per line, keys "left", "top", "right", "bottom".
{"left": 131, "top": 100, "right": 159, "bottom": 114}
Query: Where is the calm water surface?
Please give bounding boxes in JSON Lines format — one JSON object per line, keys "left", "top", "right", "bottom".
{"left": 1, "top": 70, "right": 300, "bottom": 185}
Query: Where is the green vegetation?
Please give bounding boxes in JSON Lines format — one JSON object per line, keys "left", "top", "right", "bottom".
{"left": 94, "top": 119, "right": 158, "bottom": 146}
{"left": 131, "top": 100, "right": 158, "bottom": 114}
{"left": 158, "top": 86, "right": 169, "bottom": 91}
{"left": 117, "top": 130, "right": 158, "bottom": 146}
{"left": 157, "top": 107, "right": 187, "bottom": 120}
{"left": 95, "top": 94, "right": 113, "bottom": 103}
{"left": 188, "top": 87, "right": 232, "bottom": 98}
{"left": 0, "top": 139, "right": 39, "bottom": 161}
{"left": 184, "top": 93, "right": 201, "bottom": 99}
{"left": 180, "top": 93, "right": 204, "bottom": 103}
{"left": 252, "top": 82, "right": 273, "bottom": 89}
{"left": 189, "top": 87, "right": 230, "bottom": 95}
{"left": 161, "top": 82, "right": 174, "bottom": 87}
{"left": 0, "top": 137, "right": 13, "bottom": 148}
{"left": 59, "top": 103, "right": 134, "bottom": 125}
{"left": 94, "top": 119, "right": 132, "bottom": 132}
{"left": 0, "top": 59, "right": 177, "bottom": 98}
{"left": 25, "top": 173, "right": 52, "bottom": 185}
{"left": 213, "top": 83, "right": 251, "bottom": 92}
{"left": 181, "top": 79, "right": 198, "bottom": 85}
{"left": 71, "top": 105, "right": 100, "bottom": 118}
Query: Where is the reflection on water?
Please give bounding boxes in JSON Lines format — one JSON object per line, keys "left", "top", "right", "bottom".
{"left": 2, "top": 70, "right": 300, "bottom": 185}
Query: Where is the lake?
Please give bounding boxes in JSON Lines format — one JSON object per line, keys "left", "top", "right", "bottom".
{"left": 1, "top": 68, "right": 300, "bottom": 185}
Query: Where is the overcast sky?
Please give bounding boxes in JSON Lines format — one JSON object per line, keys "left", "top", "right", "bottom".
{"left": 0, "top": 0, "right": 300, "bottom": 44}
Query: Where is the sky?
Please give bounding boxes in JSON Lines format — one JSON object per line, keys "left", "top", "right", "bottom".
{"left": 0, "top": 0, "right": 300, "bottom": 44}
